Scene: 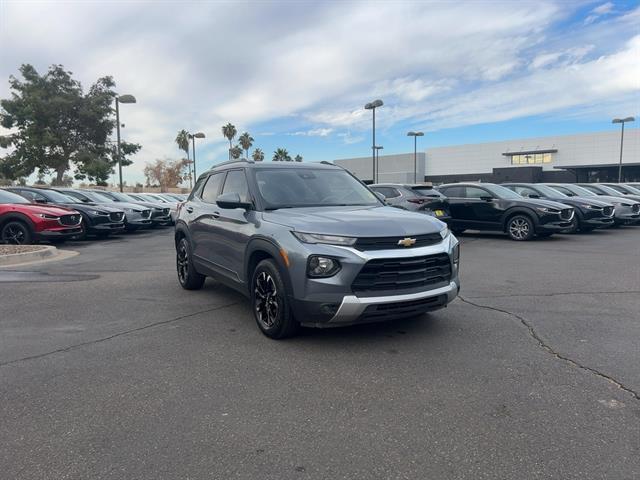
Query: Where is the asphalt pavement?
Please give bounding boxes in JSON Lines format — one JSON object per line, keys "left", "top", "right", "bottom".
{"left": 1, "top": 226, "right": 639, "bottom": 479}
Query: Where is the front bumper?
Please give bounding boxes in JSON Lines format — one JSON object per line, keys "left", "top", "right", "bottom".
{"left": 36, "top": 226, "right": 83, "bottom": 240}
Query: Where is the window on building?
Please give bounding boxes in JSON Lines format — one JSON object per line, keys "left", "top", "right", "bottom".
{"left": 510, "top": 153, "right": 552, "bottom": 165}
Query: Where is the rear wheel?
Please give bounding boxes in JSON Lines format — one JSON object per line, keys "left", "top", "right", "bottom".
{"left": 1, "top": 221, "right": 33, "bottom": 245}
{"left": 506, "top": 215, "right": 534, "bottom": 241}
{"left": 176, "top": 237, "right": 205, "bottom": 290}
{"left": 251, "top": 259, "right": 299, "bottom": 339}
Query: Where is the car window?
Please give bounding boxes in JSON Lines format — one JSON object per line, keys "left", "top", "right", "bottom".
{"left": 465, "top": 186, "right": 489, "bottom": 199}
{"left": 439, "top": 186, "right": 464, "bottom": 197}
{"left": 201, "top": 172, "right": 225, "bottom": 203}
{"left": 371, "top": 187, "right": 400, "bottom": 199}
{"left": 17, "top": 190, "right": 46, "bottom": 202}
{"left": 512, "top": 186, "right": 537, "bottom": 197}
{"left": 412, "top": 187, "right": 443, "bottom": 198}
{"left": 221, "top": 169, "right": 249, "bottom": 203}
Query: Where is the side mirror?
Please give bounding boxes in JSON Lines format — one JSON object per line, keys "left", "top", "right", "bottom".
{"left": 480, "top": 196, "right": 494, "bottom": 202}
{"left": 528, "top": 193, "right": 540, "bottom": 199}
{"left": 34, "top": 198, "right": 47, "bottom": 204}
{"left": 216, "top": 192, "right": 252, "bottom": 210}
{"left": 374, "top": 192, "right": 386, "bottom": 202}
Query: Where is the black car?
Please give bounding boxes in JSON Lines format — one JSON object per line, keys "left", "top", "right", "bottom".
{"left": 436, "top": 183, "right": 574, "bottom": 240}
{"left": 86, "top": 190, "right": 172, "bottom": 227}
{"left": 369, "top": 183, "right": 451, "bottom": 223}
{"left": 502, "top": 183, "right": 614, "bottom": 232}
{"left": 5, "top": 187, "right": 126, "bottom": 238}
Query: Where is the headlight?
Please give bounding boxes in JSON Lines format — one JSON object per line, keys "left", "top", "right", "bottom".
{"left": 439, "top": 226, "right": 450, "bottom": 239}
{"left": 307, "top": 256, "right": 341, "bottom": 277}
{"left": 582, "top": 204, "right": 601, "bottom": 210}
{"left": 536, "top": 207, "right": 559, "bottom": 213}
{"left": 35, "top": 213, "right": 58, "bottom": 219}
{"left": 89, "top": 210, "right": 106, "bottom": 215}
{"left": 292, "top": 232, "right": 356, "bottom": 246}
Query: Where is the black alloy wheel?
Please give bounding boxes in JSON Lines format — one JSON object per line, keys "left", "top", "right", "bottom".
{"left": 507, "top": 215, "right": 534, "bottom": 241}
{"left": 251, "top": 259, "right": 299, "bottom": 339}
{"left": 176, "top": 237, "right": 205, "bottom": 290}
{"left": 1, "top": 221, "right": 33, "bottom": 245}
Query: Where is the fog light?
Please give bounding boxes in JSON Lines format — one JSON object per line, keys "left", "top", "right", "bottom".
{"left": 307, "top": 256, "right": 341, "bottom": 278}
{"left": 320, "top": 303, "right": 339, "bottom": 315}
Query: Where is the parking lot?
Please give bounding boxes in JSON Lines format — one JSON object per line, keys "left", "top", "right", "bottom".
{"left": 1, "top": 227, "right": 639, "bottom": 479}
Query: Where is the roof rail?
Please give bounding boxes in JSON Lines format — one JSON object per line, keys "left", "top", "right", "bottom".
{"left": 209, "top": 158, "right": 255, "bottom": 170}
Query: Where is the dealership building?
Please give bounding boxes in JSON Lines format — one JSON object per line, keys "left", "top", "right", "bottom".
{"left": 333, "top": 129, "right": 640, "bottom": 184}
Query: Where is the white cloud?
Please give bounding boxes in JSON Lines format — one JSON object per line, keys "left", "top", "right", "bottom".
{"left": 288, "top": 128, "right": 333, "bottom": 137}
{"left": 585, "top": 1, "right": 615, "bottom": 24}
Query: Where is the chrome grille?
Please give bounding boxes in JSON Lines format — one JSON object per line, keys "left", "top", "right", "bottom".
{"left": 109, "top": 212, "right": 124, "bottom": 222}
{"left": 354, "top": 233, "right": 442, "bottom": 251}
{"left": 603, "top": 206, "right": 614, "bottom": 217}
{"left": 632, "top": 204, "right": 640, "bottom": 214}
{"left": 142, "top": 210, "right": 152, "bottom": 219}
{"left": 560, "top": 209, "right": 573, "bottom": 220}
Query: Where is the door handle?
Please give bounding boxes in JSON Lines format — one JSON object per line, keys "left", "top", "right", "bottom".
{"left": 186, "top": 206, "right": 194, "bottom": 213}
{"left": 212, "top": 211, "right": 220, "bottom": 219}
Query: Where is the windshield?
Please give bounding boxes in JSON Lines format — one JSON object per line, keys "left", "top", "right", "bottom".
{"left": 254, "top": 168, "right": 379, "bottom": 209}
{"left": 79, "top": 190, "right": 115, "bottom": 202}
{"left": 0, "top": 189, "right": 30, "bottom": 204}
{"left": 42, "top": 189, "right": 81, "bottom": 203}
{"left": 624, "top": 185, "right": 640, "bottom": 194}
{"left": 564, "top": 184, "right": 597, "bottom": 197}
{"left": 597, "top": 184, "right": 625, "bottom": 196}
{"left": 535, "top": 185, "right": 568, "bottom": 197}
{"left": 485, "top": 184, "right": 523, "bottom": 200}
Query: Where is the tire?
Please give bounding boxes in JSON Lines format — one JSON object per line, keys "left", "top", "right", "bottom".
{"left": 251, "top": 259, "right": 300, "bottom": 339}
{"left": 506, "top": 215, "right": 534, "bottom": 241}
{"left": 563, "top": 216, "right": 579, "bottom": 234}
{"left": 1, "top": 220, "right": 33, "bottom": 245}
{"left": 176, "top": 237, "right": 205, "bottom": 290}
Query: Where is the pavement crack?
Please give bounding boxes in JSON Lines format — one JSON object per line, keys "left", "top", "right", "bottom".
{"left": 457, "top": 295, "right": 640, "bottom": 401}
{"left": 0, "top": 302, "right": 238, "bottom": 368}
{"left": 466, "top": 290, "right": 640, "bottom": 299}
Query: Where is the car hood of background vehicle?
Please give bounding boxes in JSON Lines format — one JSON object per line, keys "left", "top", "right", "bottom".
{"left": 590, "top": 195, "right": 639, "bottom": 206}
{"left": 515, "top": 198, "right": 573, "bottom": 210}
{"left": 95, "top": 201, "right": 147, "bottom": 211}
{"left": 16, "top": 204, "right": 79, "bottom": 216}
{"left": 130, "top": 201, "right": 167, "bottom": 210}
{"left": 560, "top": 197, "right": 614, "bottom": 208}
{"left": 58, "top": 203, "right": 121, "bottom": 215}
{"left": 262, "top": 205, "right": 444, "bottom": 237}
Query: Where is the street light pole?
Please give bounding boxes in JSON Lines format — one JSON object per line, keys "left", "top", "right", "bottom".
{"left": 365, "top": 99, "right": 383, "bottom": 184}
{"left": 114, "top": 94, "right": 136, "bottom": 192}
{"left": 374, "top": 146, "right": 384, "bottom": 183}
{"left": 612, "top": 117, "right": 635, "bottom": 182}
{"left": 189, "top": 132, "right": 206, "bottom": 181}
{"left": 407, "top": 131, "right": 424, "bottom": 183}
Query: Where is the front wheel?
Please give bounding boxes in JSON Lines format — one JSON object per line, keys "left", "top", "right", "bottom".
{"left": 1, "top": 221, "right": 33, "bottom": 245}
{"left": 506, "top": 215, "right": 534, "bottom": 241}
{"left": 251, "top": 259, "right": 299, "bottom": 339}
{"left": 176, "top": 237, "right": 205, "bottom": 290}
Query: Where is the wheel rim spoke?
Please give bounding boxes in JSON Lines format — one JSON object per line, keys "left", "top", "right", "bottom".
{"left": 255, "top": 272, "right": 278, "bottom": 328}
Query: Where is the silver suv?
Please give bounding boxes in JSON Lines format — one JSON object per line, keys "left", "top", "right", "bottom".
{"left": 175, "top": 160, "right": 460, "bottom": 339}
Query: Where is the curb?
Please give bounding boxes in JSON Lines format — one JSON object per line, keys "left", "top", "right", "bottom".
{"left": 0, "top": 245, "right": 57, "bottom": 267}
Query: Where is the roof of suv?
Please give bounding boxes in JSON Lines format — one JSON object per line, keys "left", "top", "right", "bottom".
{"left": 205, "top": 160, "right": 341, "bottom": 175}
{"left": 371, "top": 183, "right": 435, "bottom": 188}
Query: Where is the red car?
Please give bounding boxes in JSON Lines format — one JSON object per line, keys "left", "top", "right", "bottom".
{"left": 0, "top": 189, "right": 84, "bottom": 244}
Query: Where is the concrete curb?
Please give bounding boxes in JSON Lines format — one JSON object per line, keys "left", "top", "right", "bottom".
{"left": 0, "top": 245, "right": 57, "bottom": 266}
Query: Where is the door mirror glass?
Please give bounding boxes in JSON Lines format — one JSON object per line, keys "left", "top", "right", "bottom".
{"left": 528, "top": 193, "right": 540, "bottom": 199}
{"left": 480, "top": 196, "right": 493, "bottom": 201}
{"left": 216, "top": 192, "right": 252, "bottom": 210}
{"left": 34, "top": 198, "right": 47, "bottom": 204}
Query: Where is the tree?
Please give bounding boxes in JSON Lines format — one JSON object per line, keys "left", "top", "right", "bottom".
{"left": 294, "top": 154, "right": 303, "bottom": 162}
{"left": 143, "top": 158, "right": 190, "bottom": 191}
{"left": 175, "top": 129, "right": 190, "bottom": 159}
{"left": 221, "top": 123, "right": 237, "bottom": 160}
{"left": 252, "top": 148, "right": 265, "bottom": 162}
{"left": 230, "top": 145, "right": 243, "bottom": 159}
{"left": 0, "top": 64, "right": 141, "bottom": 184}
{"left": 238, "top": 132, "right": 254, "bottom": 158}
{"left": 273, "top": 148, "right": 291, "bottom": 162}
{"left": 74, "top": 141, "right": 141, "bottom": 186}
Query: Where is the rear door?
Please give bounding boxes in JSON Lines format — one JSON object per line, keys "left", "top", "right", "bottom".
{"left": 438, "top": 185, "right": 468, "bottom": 228}
{"left": 464, "top": 186, "right": 502, "bottom": 228}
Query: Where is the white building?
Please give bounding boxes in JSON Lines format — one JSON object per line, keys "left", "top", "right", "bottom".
{"left": 334, "top": 129, "right": 640, "bottom": 184}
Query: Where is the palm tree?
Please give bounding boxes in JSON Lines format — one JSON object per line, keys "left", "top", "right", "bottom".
{"left": 252, "top": 148, "right": 265, "bottom": 162}
{"left": 221, "top": 123, "right": 237, "bottom": 160}
{"left": 272, "top": 148, "right": 291, "bottom": 162}
{"left": 175, "top": 129, "right": 190, "bottom": 159}
{"left": 294, "top": 154, "right": 303, "bottom": 162}
{"left": 238, "top": 132, "right": 254, "bottom": 158}
{"left": 230, "top": 145, "right": 243, "bottom": 159}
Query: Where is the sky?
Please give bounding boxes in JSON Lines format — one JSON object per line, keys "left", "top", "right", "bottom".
{"left": 0, "top": 0, "right": 638, "bottom": 186}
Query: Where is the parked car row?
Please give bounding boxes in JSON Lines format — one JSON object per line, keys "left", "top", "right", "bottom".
{"left": 0, "top": 186, "right": 186, "bottom": 245}
{"left": 371, "top": 182, "right": 640, "bottom": 241}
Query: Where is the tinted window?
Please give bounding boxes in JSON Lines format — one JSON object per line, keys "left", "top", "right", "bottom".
{"left": 371, "top": 187, "right": 400, "bottom": 199}
{"left": 512, "top": 186, "right": 537, "bottom": 197}
{"left": 465, "top": 186, "right": 490, "bottom": 199}
{"left": 412, "top": 187, "right": 444, "bottom": 198}
{"left": 439, "top": 186, "right": 465, "bottom": 197}
{"left": 221, "top": 170, "right": 249, "bottom": 203}
{"left": 201, "top": 173, "right": 224, "bottom": 203}
{"left": 0, "top": 190, "right": 30, "bottom": 204}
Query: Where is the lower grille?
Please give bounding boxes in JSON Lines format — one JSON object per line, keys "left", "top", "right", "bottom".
{"left": 603, "top": 206, "right": 614, "bottom": 217}
{"left": 352, "top": 253, "right": 452, "bottom": 294}
{"left": 355, "top": 233, "right": 442, "bottom": 251}
{"left": 59, "top": 214, "right": 82, "bottom": 226}
{"left": 560, "top": 209, "right": 573, "bottom": 220}
{"left": 109, "top": 212, "right": 124, "bottom": 222}
{"left": 360, "top": 295, "right": 448, "bottom": 321}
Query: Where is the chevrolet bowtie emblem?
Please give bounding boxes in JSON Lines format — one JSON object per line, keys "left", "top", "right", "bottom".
{"left": 397, "top": 237, "right": 417, "bottom": 247}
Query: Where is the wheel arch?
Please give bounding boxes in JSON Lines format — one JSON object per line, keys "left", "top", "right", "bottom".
{"left": 245, "top": 238, "right": 294, "bottom": 297}
{"left": 501, "top": 207, "right": 539, "bottom": 232}
{"left": 0, "top": 212, "right": 36, "bottom": 231}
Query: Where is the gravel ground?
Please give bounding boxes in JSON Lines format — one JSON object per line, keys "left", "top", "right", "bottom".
{"left": 0, "top": 244, "right": 48, "bottom": 255}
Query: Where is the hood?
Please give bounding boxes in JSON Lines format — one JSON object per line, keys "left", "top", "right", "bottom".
{"left": 590, "top": 195, "right": 639, "bottom": 206}
{"left": 547, "top": 196, "right": 613, "bottom": 208}
{"left": 18, "top": 204, "right": 79, "bottom": 216}
{"left": 96, "top": 201, "right": 149, "bottom": 211}
{"left": 57, "top": 203, "right": 120, "bottom": 215}
{"left": 262, "top": 205, "right": 445, "bottom": 237}
{"left": 127, "top": 200, "right": 167, "bottom": 210}
{"left": 515, "top": 198, "right": 573, "bottom": 210}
